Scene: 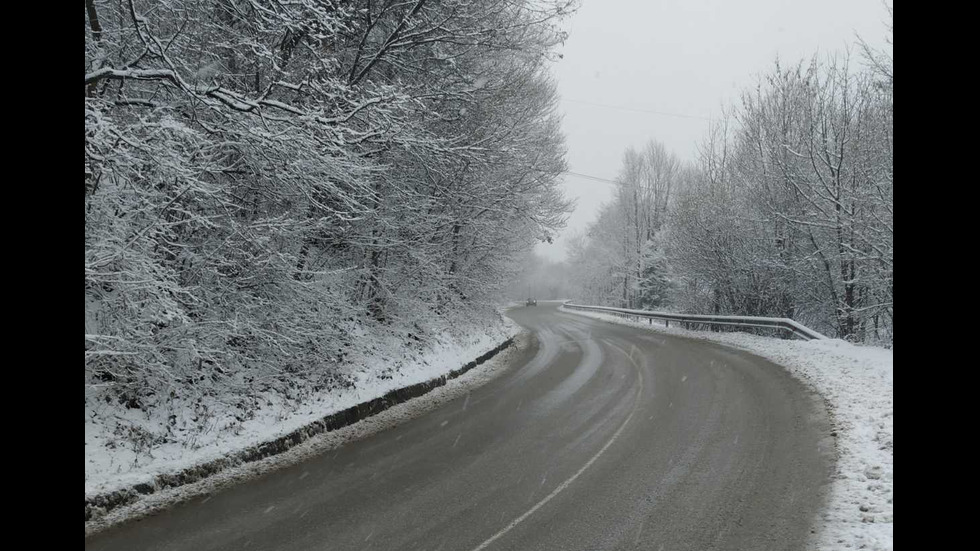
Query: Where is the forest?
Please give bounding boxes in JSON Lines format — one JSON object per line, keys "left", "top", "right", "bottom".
{"left": 85, "top": 0, "right": 575, "bottom": 443}
{"left": 559, "top": 41, "right": 893, "bottom": 345}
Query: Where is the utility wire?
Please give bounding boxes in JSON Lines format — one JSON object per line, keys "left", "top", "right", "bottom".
{"left": 561, "top": 98, "right": 717, "bottom": 122}
{"left": 563, "top": 170, "right": 618, "bottom": 184}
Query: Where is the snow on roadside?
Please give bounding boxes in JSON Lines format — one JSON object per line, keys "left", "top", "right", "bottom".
{"left": 560, "top": 306, "right": 893, "bottom": 551}
{"left": 86, "top": 327, "right": 533, "bottom": 537}
{"left": 86, "top": 312, "right": 521, "bottom": 501}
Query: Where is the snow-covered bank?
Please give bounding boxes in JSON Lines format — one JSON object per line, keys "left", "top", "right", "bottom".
{"left": 560, "top": 306, "right": 893, "bottom": 551}
{"left": 86, "top": 311, "right": 522, "bottom": 526}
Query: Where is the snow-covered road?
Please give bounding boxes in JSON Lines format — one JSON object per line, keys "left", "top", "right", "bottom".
{"left": 562, "top": 305, "right": 893, "bottom": 550}
{"left": 86, "top": 302, "right": 834, "bottom": 551}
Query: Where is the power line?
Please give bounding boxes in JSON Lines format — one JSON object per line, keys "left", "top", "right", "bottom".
{"left": 561, "top": 98, "right": 717, "bottom": 122}
{"left": 528, "top": 167, "right": 619, "bottom": 184}
{"left": 563, "top": 170, "right": 618, "bottom": 184}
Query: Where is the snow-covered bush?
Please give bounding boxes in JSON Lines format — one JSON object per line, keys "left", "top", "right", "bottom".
{"left": 85, "top": 0, "right": 575, "bottom": 454}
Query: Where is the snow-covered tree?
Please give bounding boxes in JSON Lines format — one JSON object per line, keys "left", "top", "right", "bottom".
{"left": 568, "top": 49, "right": 891, "bottom": 345}
{"left": 85, "top": 0, "right": 577, "bottom": 443}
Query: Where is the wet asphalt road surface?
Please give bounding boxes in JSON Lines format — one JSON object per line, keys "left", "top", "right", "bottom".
{"left": 86, "top": 302, "right": 833, "bottom": 551}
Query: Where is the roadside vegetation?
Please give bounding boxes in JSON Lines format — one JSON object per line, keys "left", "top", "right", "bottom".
{"left": 558, "top": 17, "right": 893, "bottom": 345}
{"left": 85, "top": 0, "right": 576, "bottom": 465}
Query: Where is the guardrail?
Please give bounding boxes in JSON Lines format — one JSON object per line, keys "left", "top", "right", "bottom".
{"left": 561, "top": 302, "right": 828, "bottom": 341}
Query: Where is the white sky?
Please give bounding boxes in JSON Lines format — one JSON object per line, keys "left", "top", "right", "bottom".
{"left": 535, "top": 0, "right": 893, "bottom": 261}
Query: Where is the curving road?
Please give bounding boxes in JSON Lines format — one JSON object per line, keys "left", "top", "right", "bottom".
{"left": 86, "top": 302, "right": 833, "bottom": 551}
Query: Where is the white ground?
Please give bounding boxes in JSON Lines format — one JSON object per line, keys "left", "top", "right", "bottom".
{"left": 86, "top": 327, "right": 533, "bottom": 536}
{"left": 85, "top": 314, "right": 521, "bottom": 501}
{"left": 560, "top": 306, "right": 893, "bottom": 551}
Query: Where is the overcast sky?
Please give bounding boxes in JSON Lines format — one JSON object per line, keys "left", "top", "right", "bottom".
{"left": 534, "top": 0, "right": 893, "bottom": 262}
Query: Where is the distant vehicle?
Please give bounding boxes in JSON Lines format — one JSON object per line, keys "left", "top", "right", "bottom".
{"left": 526, "top": 298, "right": 537, "bottom": 306}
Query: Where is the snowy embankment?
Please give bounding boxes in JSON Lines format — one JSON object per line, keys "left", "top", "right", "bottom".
{"left": 560, "top": 306, "right": 893, "bottom": 551}
{"left": 86, "top": 310, "right": 522, "bottom": 528}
